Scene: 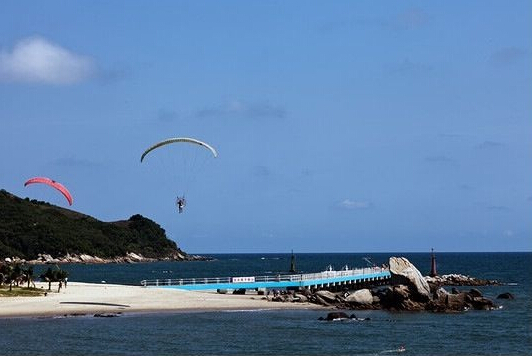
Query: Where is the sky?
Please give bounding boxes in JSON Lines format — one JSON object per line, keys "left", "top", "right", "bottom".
{"left": 1, "top": 1, "right": 531, "bottom": 253}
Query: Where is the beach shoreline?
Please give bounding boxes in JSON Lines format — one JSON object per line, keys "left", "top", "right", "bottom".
{"left": 0, "top": 282, "right": 321, "bottom": 318}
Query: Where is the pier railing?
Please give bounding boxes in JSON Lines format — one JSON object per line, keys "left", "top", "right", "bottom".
{"left": 140, "top": 266, "right": 388, "bottom": 288}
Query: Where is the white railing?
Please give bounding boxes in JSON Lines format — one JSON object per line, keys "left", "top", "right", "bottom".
{"left": 140, "top": 266, "right": 387, "bottom": 287}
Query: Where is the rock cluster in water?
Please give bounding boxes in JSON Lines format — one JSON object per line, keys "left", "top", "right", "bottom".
{"left": 270, "top": 256, "right": 505, "bottom": 313}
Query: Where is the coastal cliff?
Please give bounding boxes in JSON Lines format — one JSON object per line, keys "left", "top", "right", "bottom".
{"left": 0, "top": 189, "right": 201, "bottom": 262}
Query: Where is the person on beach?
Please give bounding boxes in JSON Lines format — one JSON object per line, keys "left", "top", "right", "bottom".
{"left": 176, "top": 196, "right": 186, "bottom": 213}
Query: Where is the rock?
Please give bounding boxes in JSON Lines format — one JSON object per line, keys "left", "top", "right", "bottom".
{"left": 313, "top": 294, "right": 331, "bottom": 306}
{"left": 429, "top": 289, "right": 497, "bottom": 312}
{"left": 389, "top": 257, "right": 432, "bottom": 301}
{"left": 434, "top": 287, "right": 449, "bottom": 300}
{"left": 126, "top": 252, "right": 144, "bottom": 262}
{"left": 271, "top": 295, "right": 287, "bottom": 302}
{"left": 78, "top": 254, "right": 95, "bottom": 263}
{"left": 445, "top": 292, "right": 469, "bottom": 311}
{"left": 426, "top": 274, "right": 500, "bottom": 286}
{"left": 94, "top": 313, "right": 121, "bottom": 318}
{"left": 345, "top": 289, "right": 373, "bottom": 305}
{"left": 40, "top": 254, "right": 54, "bottom": 263}
{"left": 315, "top": 290, "right": 339, "bottom": 304}
{"left": 379, "top": 285, "right": 408, "bottom": 310}
{"left": 470, "top": 296, "right": 496, "bottom": 310}
{"left": 468, "top": 288, "right": 482, "bottom": 298}
{"left": 320, "top": 312, "right": 350, "bottom": 321}
{"left": 497, "top": 292, "right": 515, "bottom": 300}
{"left": 293, "top": 293, "right": 308, "bottom": 303}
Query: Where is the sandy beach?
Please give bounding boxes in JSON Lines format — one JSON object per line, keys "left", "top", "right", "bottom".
{"left": 0, "top": 282, "right": 319, "bottom": 318}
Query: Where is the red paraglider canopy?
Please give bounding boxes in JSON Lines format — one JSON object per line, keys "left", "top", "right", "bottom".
{"left": 24, "top": 177, "right": 73, "bottom": 206}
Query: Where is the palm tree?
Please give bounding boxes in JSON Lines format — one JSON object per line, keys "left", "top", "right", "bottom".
{"left": 0, "top": 263, "right": 8, "bottom": 286}
{"left": 12, "top": 264, "right": 23, "bottom": 287}
{"left": 21, "top": 265, "right": 35, "bottom": 288}
{"left": 39, "top": 265, "right": 69, "bottom": 292}
{"left": 40, "top": 267, "right": 55, "bottom": 291}
{"left": 0, "top": 264, "right": 14, "bottom": 290}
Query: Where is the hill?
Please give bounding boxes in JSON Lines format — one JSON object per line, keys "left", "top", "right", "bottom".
{"left": 0, "top": 189, "right": 189, "bottom": 261}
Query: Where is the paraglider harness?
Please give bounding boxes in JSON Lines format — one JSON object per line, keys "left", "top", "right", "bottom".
{"left": 176, "top": 196, "right": 186, "bottom": 213}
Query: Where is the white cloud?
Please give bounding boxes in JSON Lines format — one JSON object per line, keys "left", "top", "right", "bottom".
{"left": 0, "top": 37, "right": 95, "bottom": 84}
{"left": 337, "top": 199, "right": 371, "bottom": 210}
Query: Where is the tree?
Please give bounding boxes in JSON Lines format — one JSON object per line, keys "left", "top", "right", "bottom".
{"left": 0, "top": 263, "right": 11, "bottom": 288}
{"left": 10, "top": 263, "right": 23, "bottom": 290}
{"left": 39, "top": 267, "right": 55, "bottom": 291}
{"left": 39, "top": 265, "right": 68, "bottom": 292}
{"left": 0, "top": 263, "right": 23, "bottom": 291}
{"left": 21, "top": 265, "right": 35, "bottom": 288}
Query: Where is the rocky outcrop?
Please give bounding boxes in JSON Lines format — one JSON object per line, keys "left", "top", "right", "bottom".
{"left": 4, "top": 252, "right": 212, "bottom": 265}
{"left": 426, "top": 288, "right": 496, "bottom": 312}
{"left": 270, "top": 256, "right": 500, "bottom": 313}
{"left": 389, "top": 256, "right": 432, "bottom": 302}
{"left": 290, "top": 283, "right": 498, "bottom": 313}
{"left": 425, "top": 274, "right": 500, "bottom": 287}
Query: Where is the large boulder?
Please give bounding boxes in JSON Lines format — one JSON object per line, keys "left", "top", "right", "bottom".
{"left": 345, "top": 289, "right": 373, "bottom": 305}
{"left": 389, "top": 256, "right": 432, "bottom": 301}
{"left": 315, "top": 290, "right": 339, "bottom": 304}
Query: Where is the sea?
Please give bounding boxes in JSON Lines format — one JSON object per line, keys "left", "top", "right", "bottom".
{"left": 1, "top": 252, "right": 530, "bottom": 356}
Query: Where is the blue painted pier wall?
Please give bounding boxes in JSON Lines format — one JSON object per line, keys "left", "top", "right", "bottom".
{"left": 141, "top": 267, "right": 391, "bottom": 292}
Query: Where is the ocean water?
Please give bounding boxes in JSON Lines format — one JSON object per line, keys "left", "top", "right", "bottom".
{"left": 1, "top": 252, "right": 531, "bottom": 355}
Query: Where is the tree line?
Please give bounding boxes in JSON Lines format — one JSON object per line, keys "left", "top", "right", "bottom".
{"left": 0, "top": 263, "right": 68, "bottom": 293}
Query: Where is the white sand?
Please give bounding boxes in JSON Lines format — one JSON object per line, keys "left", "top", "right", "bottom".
{"left": 0, "top": 282, "right": 320, "bottom": 318}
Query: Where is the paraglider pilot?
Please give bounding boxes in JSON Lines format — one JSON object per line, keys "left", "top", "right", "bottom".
{"left": 176, "top": 196, "right": 186, "bottom": 213}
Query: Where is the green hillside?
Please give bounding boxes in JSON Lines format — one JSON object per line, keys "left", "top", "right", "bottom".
{"left": 0, "top": 189, "right": 186, "bottom": 260}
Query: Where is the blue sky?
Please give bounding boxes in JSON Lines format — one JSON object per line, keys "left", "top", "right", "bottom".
{"left": 1, "top": 1, "right": 530, "bottom": 253}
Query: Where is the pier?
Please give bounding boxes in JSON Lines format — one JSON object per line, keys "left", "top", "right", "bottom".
{"left": 140, "top": 266, "right": 391, "bottom": 292}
